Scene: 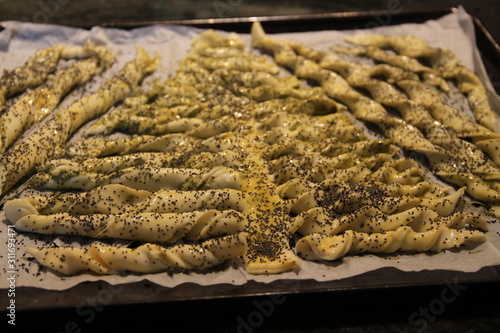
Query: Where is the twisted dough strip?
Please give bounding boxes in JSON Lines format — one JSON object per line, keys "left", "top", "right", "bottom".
{"left": 85, "top": 92, "right": 340, "bottom": 138}
{"left": 189, "top": 31, "right": 278, "bottom": 75}
{"left": 0, "top": 48, "right": 114, "bottom": 153}
{"left": 293, "top": 205, "right": 488, "bottom": 236}
{"left": 288, "top": 181, "right": 465, "bottom": 217}
{"left": 13, "top": 184, "right": 249, "bottom": 215}
{"left": 296, "top": 227, "right": 487, "bottom": 261}
{"left": 66, "top": 132, "right": 245, "bottom": 159}
{"left": 344, "top": 34, "right": 500, "bottom": 132}
{"left": 191, "top": 29, "right": 246, "bottom": 52}
{"left": 0, "top": 45, "right": 159, "bottom": 196}
{"left": 84, "top": 102, "right": 207, "bottom": 137}
{"left": 66, "top": 133, "right": 198, "bottom": 158}
{"left": 25, "top": 232, "right": 247, "bottom": 275}
{"left": 271, "top": 156, "right": 367, "bottom": 185}
{"left": 333, "top": 45, "right": 449, "bottom": 91}
{"left": 0, "top": 45, "right": 62, "bottom": 110}
{"left": 40, "top": 150, "right": 245, "bottom": 178}
{"left": 6, "top": 196, "right": 247, "bottom": 242}
{"left": 188, "top": 53, "right": 280, "bottom": 75}
{"left": 264, "top": 124, "right": 368, "bottom": 157}
{"left": 270, "top": 152, "right": 423, "bottom": 185}
{"left": 93, "top": 111, "right": 246, "bottom": 139}
{"left": 0, "top": 40, "right": 115, "bottom": 111}
{"left": 278, "top": 177, "right": 454, "bottom": 202}
{"left": 261, "top": 111, "right": 366, "bottom": 144}
{"left": 209, "top": 70, "right": 346, "bottom": 113}
{"left": 32, "top": 165, "right": 246, "bottom": 192}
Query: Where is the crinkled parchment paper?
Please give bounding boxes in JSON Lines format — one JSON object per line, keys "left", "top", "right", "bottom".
{"left": 1, "top": 6, "right": 500, "bottom": 290}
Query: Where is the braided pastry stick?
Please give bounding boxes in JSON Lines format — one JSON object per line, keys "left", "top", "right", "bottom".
{"left": 344, "top": 34, "right": 500, "bottom": 132}
{"left": 333, "top": 45, "right": 449, "bottom": 91}
{"left": 278, "top": 177, "right": 454, "bottom": 205}
{"left": 270, "top": 152, "right": 424, "bottom": 185}
{"left": 264, "top": 126, "right": 370, "bottom": 160}
{"left": 296, "top": 227, "right": 487, "bottom": 261}
{"left": 40, "top": 150, "right": 244, "bottom": 178}
{"left": 84, "top": 101, "right": 208, "bottom": 137}
{"left": 25, "top": 232, "right": 247, "bottom": 275}
{"left": 0, "top": 45, "right": 62, "bottom": 110}
{"left": 32, "top": 164, "right": 246, "bottom": 192}
{"left": 13, "top": 184, "right": 248, "bottom": 215}
{"left": 65, "top": 132, "right": 246, "bottom": 159}
{"left": 6, "top": 201, "right": 246, "bottom": 242}
{"left": 0, "top": 45, "right": 159, "bottom": 196}
{"left": 85, "top": 94, "right": 340, "bottom": 138}
{"left": 0, "top": 40, "right": 113, "bottom": 111}
{"left": 0, "top": 45, "right": 114, "bottom": 153}
{"left": 293, "top": 205, "right": 488, "bottom": 235}
{"left": 288, "top": 181, "right": 465, "bottom": 217}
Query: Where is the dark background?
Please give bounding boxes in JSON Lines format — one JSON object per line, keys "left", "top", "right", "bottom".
{"left": 0, "top": 0, "right": 498, "bottom": 43}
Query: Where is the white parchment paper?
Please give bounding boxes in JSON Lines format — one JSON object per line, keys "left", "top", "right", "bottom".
{"left": 1, "top": 6, "right": 500, "bottom": 291}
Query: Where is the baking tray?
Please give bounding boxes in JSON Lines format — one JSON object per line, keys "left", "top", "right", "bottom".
{"left": 1, "top": 7, "right": 500, "bottom": 313}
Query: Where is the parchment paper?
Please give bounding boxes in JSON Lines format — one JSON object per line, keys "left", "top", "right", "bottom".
{"left": 1, "top": 6, "right": 500, "bottom": 291}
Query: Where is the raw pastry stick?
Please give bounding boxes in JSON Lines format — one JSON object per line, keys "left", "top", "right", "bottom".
{"left": 26, "top": 233, "right": 247, "bottom": 275}
{"left": 296, "top": 227, "right": 487, "bottom": 261}
{"left": 293, "top": 205, "right": 488, "bottom": 236}
{"left": 287, "top": 180, "right": 465, "bottom": 218}
{"left": 0, "top": 45, "right": 62, "bottom": 110}
{"left": 343, "top": 34, "right": 500, "bottom": 132}
{"left": 41, "top": 149, "right": 245, "bottom": 176}
{"left": 8, "top": 207, "right": 247, "bottom": 243}
{"left": 0, "top": 45, "right": 159, "bottom": 196}
{"left": 7, "top": 184, "right": 249, "bottom": 215}
{"left": 31, "top": 165, "right": 247, "bottom": 192}
{"left": 333, "top": 45, "right": 449, "bottom": 91}
{"left": 0, "top": 41, "right": 114, "bottom": 111}
{"left": 66, "top": 133, "right": 203, "bottom": 159}
{"left": 0, "top": 40, "right": 115, "bottom": 153}
{"left": 269, "top": 151, "right": 421, "bottom": 185}
{"left": 277, "top": 178, "right": 455, "bottom": 203}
